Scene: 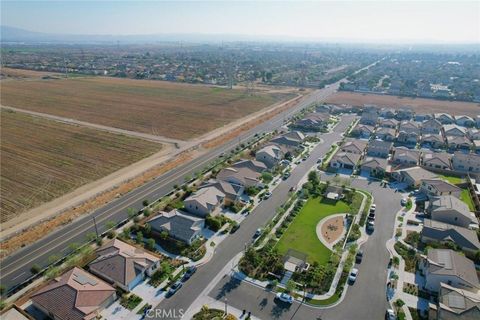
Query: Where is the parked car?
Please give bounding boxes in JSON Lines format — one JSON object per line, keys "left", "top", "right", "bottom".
{"left": 283, "top": 172, "right": 291, "bottom": 180}
{"left": 289, "top": 186, "right": 297, "bottom": 192}
{"left": 401, "top": 198, "right": 407, "bottom": 206}
{"left": 385, "top": 309, "right": 395, "bottom": 320}
{"left": 254, "top": 228, "right": 262, "bottom": 238}
{"left": 230, "top": 223, "right": 240, "bottom": 233}
{"left": 316, "top": 157, "right": 324, "bottom": 164}
{"left": 302, "top": 156, "right": 307, "bottom": 161}
{"left": 182, "top": 266, "right": 197, "bottom": 281}
{"left": 355, "top": 250, "right": 364, "bottom": 263}
{"left": 367, "top": 219, "right": 375, "bottom": 231}
{"left": 295, "top": 160, "right": 301, "bottom": 164}
{"left": 167, "top": 281, "right": 183, "bottom": 297}
{"left": 276, "top": 292, "right": 294, "bottom": 304}
{"left": 368, "top": 212, "right": 375, "bottom": 221}
{"left": 348, "top": 268, "right": 359, "bottom": 283}
{"left": 370, "top": 204, "right": 376, "bottom": 212}
{"left": 263, "top": 192, "right": 272, "bottom": 200}
{"left": 241, "top": 208, "right": 250, "bottom": 215}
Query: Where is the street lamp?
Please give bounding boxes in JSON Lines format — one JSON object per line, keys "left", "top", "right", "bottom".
{"left": 224, "top": 297, "right": 228, "bottom": 315}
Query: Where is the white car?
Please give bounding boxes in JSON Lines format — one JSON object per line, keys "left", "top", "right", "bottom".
{"left": 401, "top": 198, "right": 408, "bottom": 206}
{"left": 370, "top": 204, "right": 376, "bottom": 212}
{"left": 276, "top": 292, "right": 294, "bottom": 304}
{"left": 348, "top": 268, "right": 359, "bottom": 283}
{"left": 385, "top": 308, "right": 395, "bottom": 320}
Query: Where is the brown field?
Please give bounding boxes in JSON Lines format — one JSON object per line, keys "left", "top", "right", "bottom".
{"left": 0, "top": 67, "right": 63, "bottom": 79}
{"left": 0, "top": 110, "right": 162, "bottom": 221}
{"left": 326, "top": 91, "right": 480, "bottom": 117}
{"left": 1, "top": 74, "right": 294, "bottom": 140}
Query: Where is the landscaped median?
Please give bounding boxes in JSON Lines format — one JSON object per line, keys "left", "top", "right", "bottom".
{"left": 236, "top": 172, "right": 368, "bottom": 307}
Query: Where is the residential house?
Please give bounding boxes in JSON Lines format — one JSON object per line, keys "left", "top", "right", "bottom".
{"left": 293, "top": 113, "right": 330, "bottom": 131}
{"left": 426, "top": 195, "right": 476, "bottom": 228}
{"left": 455, "top": 115, "right": 476, "bottom": 128}
{"left": 375, "top": 127, "right": 396, "bottom": 141}
{"left": 378, "top": 118, "right": 399, "bottom": 129}
{"left": 447, "top": 135, "right": 473, "bottom": 151}
{"left": 392, "top": 166, "right": 438, "bottom": 188}
{"left": 467, "top": 129, "right": 480, "bottom": 141}
{"left": 200, "top": 180, "right": 243, "bottom": 205}
{"left": 366, "top": 140, "right": 393, "bottom": 158}
{"left": 397, "top": 121, "right": 421, "bottom": 144}
{"left": 422, "top": 152, "right": 452, "bottom": 170}
{"left": 435, "top": 113, "right": 455, "bottom": 125}
{"left": 421, "top": 219, "right": 480, "bottom": 257}
{"left": 379, "top": 108, "right": 396, "bottom": 119}
{"left": 359, "top": 111, "right": 378, "bottom": 126}
{"left": 217, "top": 166, "right": 263, "bottom": 188}
{"left": 420, "top": 179, "right": 461, "bottom": 198}
{"left": 340, "top": 139, "right": 367, "bottom": 155}
{"left": 421, "top": 134, "right": 446, "bottom": 149}
{"left": 421, "top": 119, "right": 443, "bottom": 135}
{"left": 415, "top": 113, "right": 433, "bottom": 122}
{"left": 231, "top": 159, "right": 267, "bottom": 173}
{"left": 360, "top": 157, "right": 389, "bottom": 177}
{"left": 255, "top": 144, "right": 284, "bottom": 168}
{"left": 431, "top": 283, "right": 480, "bottom": 320}
{"left": 329, "top": 151, "right": 361, "bottom": 171}
{"left": 351, "top": 124, "right": 375, "bottom": 138}
{"left": 31, "top": 267, "right": 116, "bottom": 320}
{"left": 147, "top": 210, "right": 204, "bottom": 245}
{"left": 184, "top": 185, "right": 225, "bottom": 217}
{"left": 391, "top": 147, "right": 421, "bottom": 167}
{"left": 474, "top": 140, "right": 480, "bottom": 154}
{"left": 89, "top": 239, "right": 160, "bottom": 291}
{"left": 443, "top": 124, "right": 467, "bottom": 137}
{"left": 452, "top": 152, "right": 480, "bottom": 173}
{"left": 420, "top": 249, "right": 479, "bottom": 293}
{"left": 269, "top": 131, "right": 305, "bottom": 151}
{"left": 396, "top": 107, "right": 414, "bottom": 120}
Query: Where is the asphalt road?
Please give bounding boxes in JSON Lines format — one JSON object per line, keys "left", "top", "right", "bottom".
{"left": 0, "top": 82, "right": 340, "bottom": 293}
{"left": 207, "top": 177, "right": 404, "bottom": 320}
{"left": 151, "top": 115, "right": 356, "bottom": 319}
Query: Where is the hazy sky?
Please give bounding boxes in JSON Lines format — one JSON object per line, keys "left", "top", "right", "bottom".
{"left": 2, "top": 1, "right": 479, "bottom": 43}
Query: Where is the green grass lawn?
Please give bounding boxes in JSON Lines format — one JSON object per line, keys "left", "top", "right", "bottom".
{"left": 460, "top": 189, "right": 475, "bottom": 211}
{"left": 439, "top": 174, "right": 465, "bottom": 185}
{"left": 276, "top": 197, "right": 350, "bottom": 265}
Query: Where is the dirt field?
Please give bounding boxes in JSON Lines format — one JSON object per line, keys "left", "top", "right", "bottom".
{"left": 326, "top": 91, "right": 480, "bottom": 117}
{"left": 1, "top": 74, "right": 294, "bottom": 140}
{"left": 0, "top": 67, "right": 63, "bottom": 79}
{"left": 0, "top": 109, "right": 162, "bottom": 221}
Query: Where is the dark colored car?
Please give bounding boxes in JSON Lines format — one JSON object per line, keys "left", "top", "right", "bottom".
{"left": 355, "top": 250, "right": 364, "bottom": 263}
{"left": 230, "top": 223, "right": 240, "bottom": 233}
{"left": 167, "top": 281, "right": 183, "bottom": 297}
{"left": 182, "top": 266, "right": 197, "bottom": 281}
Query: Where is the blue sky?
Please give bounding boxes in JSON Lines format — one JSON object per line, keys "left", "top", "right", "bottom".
{"left": 2, "top": 1, "right": 479, "bottom": 43}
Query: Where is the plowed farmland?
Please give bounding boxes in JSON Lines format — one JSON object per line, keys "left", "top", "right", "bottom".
{"left": 0, "top": 110, "right": 162, "bottom": 221}
{"left": 1, "top": 76, "right": 294, "bottom": 140}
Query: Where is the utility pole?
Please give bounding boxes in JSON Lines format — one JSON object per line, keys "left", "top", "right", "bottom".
{"left": 224, "top": 297, "right": 228, "bottom": 315}
{"left": 92, "top": 216, "right": 99, "bottom": 238}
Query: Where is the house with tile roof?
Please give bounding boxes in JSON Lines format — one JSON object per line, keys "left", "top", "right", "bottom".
{"left": 329, "top": 151, "right": 361, "bottom": 171}
{"left": 421, "top": 219, "right": 480, "bottom": 257}
{"left": 426, "top": 195, "right": 477, "bottom": 228}
{"left": 360, "top": 156, "right": 389, "bottom": 178}
{"left": 184, "top": 185, "right": 225, "bottom": 217}
{"left": 89, "top": 239, "right": 160, "bottom": 291}
{"left": 255, "top": 144, "right": 284, "bottom": 168}
{"left": 391, "top": 166, "right": 438, "bottom": 188}
{"left": 375, "top": 127, "right": 397, "bottom": 142}
{"left": 420, "top": 249, "right": 479, "bottom": 293}
{"left": 366, "top": 140, "right": 393, "bottom": 159}
{"left": 452, "top": 152, "right": 480, "bottom": 173}
{"left": 430, "top": 283, "right": 480, "bottom": 320}
{"left": 147, "top": 210, "right": 204, "bottom": 245}
{"left": 31, "top": 267, "right": 116, "bottom": 320}
{"left": 340, "top": 139, "right": 367, "bottom": 155}
{"left": 391, "top": 147, "right": 421, "bottom": 167}
{"left": 421, "top": 134, "right": 446, "bottom": 149}
{"left": 420, "top": 179, "right": 461, "bottom": 198}
{"left": 422, "top": 152, "right": 452, "bottom": 171}
{"left": 422, "top": 118, "right": 443, "bottom": 135}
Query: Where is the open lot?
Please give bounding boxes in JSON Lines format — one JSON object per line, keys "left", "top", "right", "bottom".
{"left": 1, "top": 74, "right": 295, "bottom": 140}
{"left": 275, "top": 197, "right": 350, "bottom": 264}
{"left": 326, "top": 91, "right": 480, "bottom": 117}
{"left": 0, "top": 109, "right": 162, "bottom": 221}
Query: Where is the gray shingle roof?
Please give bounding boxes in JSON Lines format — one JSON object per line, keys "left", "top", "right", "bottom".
{"left": 422, "top": 219, "right": 480, "bottom": 252}
{"left": 427, "top": 249, "right": 479, "bottom": 288}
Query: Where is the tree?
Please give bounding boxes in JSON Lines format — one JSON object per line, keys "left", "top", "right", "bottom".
{"left": 68, "top": 242, "right": 80, "bottom": 252}
{"left": 106, "top": 220, "right": 116, "bottom": 230}
{"left": 308, "top": 170, "right": 320, "bottom": 186}
{"left": 143, "top": 223, "right": 152, "bottom": 236}
{"left": 286, "top": 280, "right": 296, "bottom": 293}
{"left": 127, "top": 207, "right": 136, "bottom": 219}
{"left": 146, "top": 238, "right": 156, "bottom": 251}
{"left": 142, "top": 199, "right": 150, "bottom": 207}
{"left": 136, "top": 231, "right": 143, "bottom": 244}
{"left": 48, "top": 254, "right": 60, "bottom": 264}
{"left": 30, "top": 264, "right": 41, "bottom": 274}
{"left": 160, "top": 230, "right": 169, "bottom": 240}
{"left": 86, "top": 232, "right": 97, "bottom": 242}
{"left": 0, "top": 285, "right": 6, "bottom": 296}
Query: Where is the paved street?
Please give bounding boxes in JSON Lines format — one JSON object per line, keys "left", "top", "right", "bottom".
{"left": 150, "top": 115, "right": 356, "bottom": 319}
{"left": 0, "top": 83, "right": 340, "bottom": 294}
{"left": 204, "top": 177, "right": 404, "bottom": 320}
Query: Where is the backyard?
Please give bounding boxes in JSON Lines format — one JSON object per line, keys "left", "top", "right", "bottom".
{"left": 275, "top": 197, "right": 350, "bottom": 265}
{"left": 460, "top": 189, "right": 475, "bottom": 211}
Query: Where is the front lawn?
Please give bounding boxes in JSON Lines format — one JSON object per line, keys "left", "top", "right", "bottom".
{"left": 439, "top": 174, "right": 464, "bottom": 185}
{"left": 460, "top": 189, "right": 475, "bottom": 211}
{"left": 275, "top": 197, "right": 350, "bottom": 265}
